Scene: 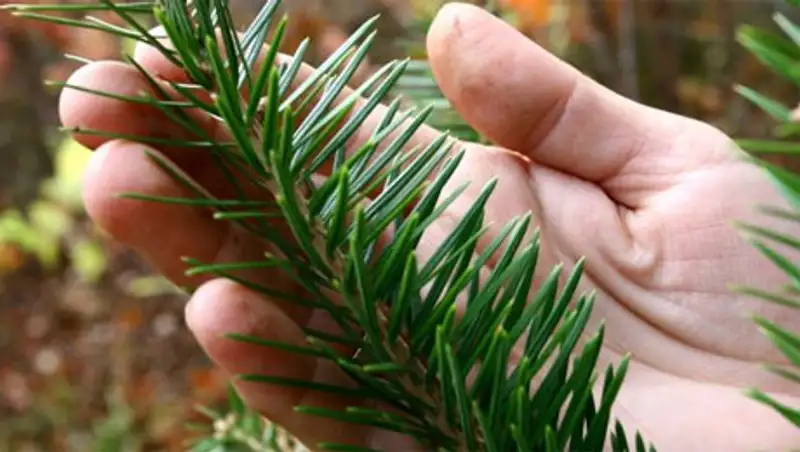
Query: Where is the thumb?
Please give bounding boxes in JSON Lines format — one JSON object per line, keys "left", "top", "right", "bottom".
{"left": 425, "top": 3, "right": 734, "bottom": 207}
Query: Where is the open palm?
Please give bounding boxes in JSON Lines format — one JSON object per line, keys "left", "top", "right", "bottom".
{"left": 60, "top": 3, "right": 800, "bottom": 451}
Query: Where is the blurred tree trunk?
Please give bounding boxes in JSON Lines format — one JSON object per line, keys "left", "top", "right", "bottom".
{"left": 639, "top": 0, "right": 682, "bottom": 113}
{"left": 0, "top": 26, "right": 54, "bottom": 212}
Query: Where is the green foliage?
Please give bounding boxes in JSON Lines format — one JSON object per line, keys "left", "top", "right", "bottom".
{"left": 0, "top": 375, "right": 148, "bottom": 452}
{"left": 393, "top": 60, "right": 481, "bottom": 143}
{"left": 90, "top": 387, "right": 142, "bottom": 452}
{"left": 190, "top": 386, "right": 308, "bottom": 452}
{"left": 3, "top": 1, "right": 651, "bottom": 450}
{"left": 0, "top": 207, "right": 63, "bottom": 270}
{"left": 734, "top": 2, "right": 800, "bottom": 430}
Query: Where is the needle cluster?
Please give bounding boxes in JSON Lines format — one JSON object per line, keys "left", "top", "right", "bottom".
{"left": 4, "top": 1, "right": 658, "bottom": 450}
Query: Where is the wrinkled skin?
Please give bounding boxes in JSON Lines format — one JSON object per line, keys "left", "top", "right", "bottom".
{"left": 59, "top": 3, "right": 800, "bottom": 451}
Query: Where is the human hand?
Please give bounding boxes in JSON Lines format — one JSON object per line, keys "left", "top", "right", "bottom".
{"left": 59, "top": 3, "right": 800, "bottom": 451}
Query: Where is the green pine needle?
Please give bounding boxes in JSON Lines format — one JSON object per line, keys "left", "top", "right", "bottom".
{"left": 733, "top": 0, "right": 800, "bottom": 437}
{"left": 5, "top": 1, "right": 651, "bottom": 450}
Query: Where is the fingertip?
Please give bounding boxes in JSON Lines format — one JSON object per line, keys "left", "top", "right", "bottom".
{"left": 424, "top": 0, "right": 586, "bottom": 156}
{"left": 426, "top": 2, "right": 492, "bottom": 62}
{"left": 80, "top": 140, "right": 226, "bottom": 278}
{"left": 81, "top": 140, "right": 158, "bottom": 239}
{"left": 185, "top": 278, "right": 308, "bottom": 366}
{"left": 80, "top": 142, "right": 139, "bottom": 250}
{"left": 186, "top": 279, "right": 382, "bottom": 448}
{"left": 185, "top": 278, "right": 316, "bottom": 408}
{"left": 59, "top": 61, "right": 154, "bottom": 149}
{"left": 426, "top": 1, "right": 538, "bottom": 126}
{"left": 185, "top": 278, "right": 260, "bottom": 341}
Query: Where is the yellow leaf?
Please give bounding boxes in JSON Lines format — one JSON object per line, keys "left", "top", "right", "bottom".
{"left": 70, "top": 239, "right": 108, "bottom": 284}
{"left": 0, "top": 243, "right": 26, "bottom": 273}
{"left": 40, "top": 136, "right": 92, "bottom": 210}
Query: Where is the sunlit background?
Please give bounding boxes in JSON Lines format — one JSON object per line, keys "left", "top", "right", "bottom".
{"left": 1, "top": 0, "right": 799, "bottom": 450}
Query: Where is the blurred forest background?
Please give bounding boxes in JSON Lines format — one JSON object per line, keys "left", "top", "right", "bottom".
{"left": 1, "top": 0, "right": 800, "bottom": 451}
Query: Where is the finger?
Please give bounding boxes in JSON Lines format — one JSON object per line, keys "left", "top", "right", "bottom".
{"left": 426, "top": 3, "right": 735, "bottom": 207}
{"left": 186, "top": 279, "right": 418, "bottom": 450}
{"left": 61, "top": 60, "right": 277, "bottom": 205}
{"left": 81, "top": 139, "right": 308, "bottom": 323}
{"left": 58, "top": 60, "right": 223, "bottom": 156}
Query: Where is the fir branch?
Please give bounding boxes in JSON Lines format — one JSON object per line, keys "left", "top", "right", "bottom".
{"left": 733, "top": 0, "right": 800, "bottom": 435}
{"left": 190, "top": 386, "right": 308, "bottom": 451}
{"left": 3, "top": 1, "right": 650, "bottom": 450}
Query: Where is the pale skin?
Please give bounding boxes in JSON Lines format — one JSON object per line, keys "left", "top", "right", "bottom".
{"left": 58, "top": 3, "right": 800, "bottom": 451}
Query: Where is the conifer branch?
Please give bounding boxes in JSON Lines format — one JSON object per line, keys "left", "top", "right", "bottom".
{"left": 2, "top": 1, "right": 655, "bottom": 450}
{"left": 733, "top": 0, "right": 800, "bottom": 435}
